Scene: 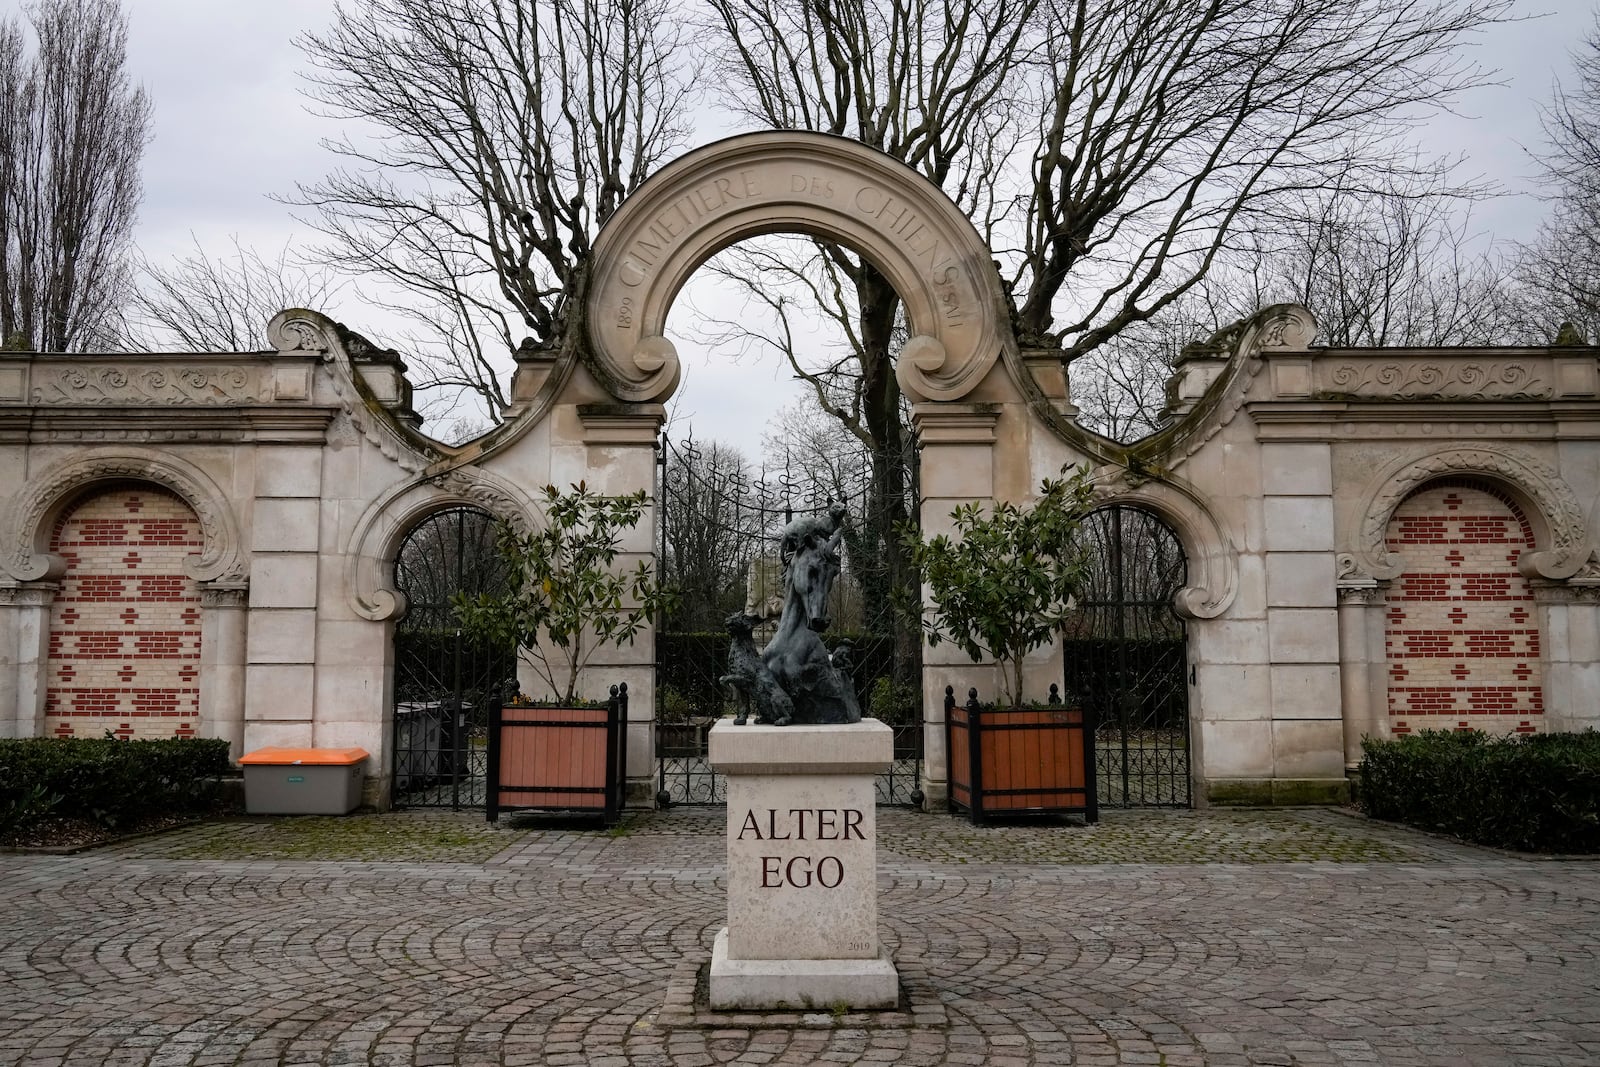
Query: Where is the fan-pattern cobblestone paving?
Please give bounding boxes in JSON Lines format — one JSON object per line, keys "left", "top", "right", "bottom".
{"left": 2, "top": 808, "right": 1597, "bottom": 1066}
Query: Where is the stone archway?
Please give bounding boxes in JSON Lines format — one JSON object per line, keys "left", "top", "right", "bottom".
{"left": 580, "top": 132, "right": 1031, "bottom": 811}
{"left": 586, "top": 131, "right": 1013, "bottom": 405}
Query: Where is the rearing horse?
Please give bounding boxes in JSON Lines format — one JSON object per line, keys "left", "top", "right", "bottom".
{"left": 759, "top": 525, "right": 862, "bottom": 725}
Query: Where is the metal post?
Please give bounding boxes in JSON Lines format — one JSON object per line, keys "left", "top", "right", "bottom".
{"left": 967, "top": 687, "right": 984, "bottom": 825}
{"left": 1111, "top": 507, "right": 1131, "bottom": 807}
{"left": 606, "top": 683, "right": 623, "bottom": 825}
{"left": 485, "top": 703, "right": 502, "bottom": 824}
{"left": 450, "top": 509, "right": 465, "bottom": 811}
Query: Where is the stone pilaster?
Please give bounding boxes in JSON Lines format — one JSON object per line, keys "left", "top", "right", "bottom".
{"left": 1336, "top": 582, "right": 1383, "bottom": 769}
{"left": 578, "top": 402, "right": 667, "bottom": 806}
{"left": 200, "top": 583, "right": 249, "bottom": 759}
{"left": 910, "top": 403, "right": 1000, "bottom": 811}
{"left": 243, "top": 447, "right": 325, "bottom": 751}
{"left": 0, "top": 582, "right": 56, "bottom": 739}
{"left": 1531, "top": 581, "right": 1600, "bottom": 734}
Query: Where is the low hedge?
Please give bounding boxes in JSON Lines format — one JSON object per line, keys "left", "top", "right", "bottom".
{"left": 1358, "top": 730, "right": 1600, "bottom": 853}
{"left": 0, "top": 737, "right": 233, "bottom": 838}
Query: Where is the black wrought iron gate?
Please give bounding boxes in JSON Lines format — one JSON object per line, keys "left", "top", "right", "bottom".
{"left": 654, "top": 433, "right": 924, "bottom": 807}
{"left": 1062, "top": 506, "right": 1191, "bottom": 808}
{"left": 391, "top": 507, "right": 516, "bottom": 810}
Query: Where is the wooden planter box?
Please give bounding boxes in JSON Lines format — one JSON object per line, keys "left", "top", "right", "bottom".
{"left": 486, "top": 684, "right": 628, "bottom": 825}
{"left": 945, "top": 686, "right": 1097, "bottom": 825}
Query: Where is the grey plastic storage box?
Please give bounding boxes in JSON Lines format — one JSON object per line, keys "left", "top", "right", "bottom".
{"left": 239, "top": 747, "right": 369, "bottom": 814}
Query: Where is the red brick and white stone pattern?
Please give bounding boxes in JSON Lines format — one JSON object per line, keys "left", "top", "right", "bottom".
{"left": 1384, "top": 482, "right": 1542, "bottom": 737}
{"left": 44, "top": 487, "right": 203, "bottom": 740}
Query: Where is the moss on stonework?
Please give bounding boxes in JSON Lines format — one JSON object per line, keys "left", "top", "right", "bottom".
{"left": 1206, "top": 778, "right": 1350, "bottom": 807}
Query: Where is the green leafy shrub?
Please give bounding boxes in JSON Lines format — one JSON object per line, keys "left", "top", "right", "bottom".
{"left": 451, "top": 483, "right": 674, "bottom": 705}
{"left": 1358, "top": 730, "right": 1600, "bottom": 853}
{"left": 0, "top": 737, "right": 232, "bottom": 837}
{"left": 0, "top": 782, "right": 58, "bottom": 838}
{"left": 867, "top": 676, "right": 920, "bottom": 727}
{"left": 902, "top": 466, "right": 1096, "bottom": 706}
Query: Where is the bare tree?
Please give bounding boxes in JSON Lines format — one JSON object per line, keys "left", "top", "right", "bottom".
{"left": 0, "top": 0, "right": 149, "bottom": 352}
{"left": 1068, "top": 168, "right": 1532, "bottom": 442}
{"left": 659, "top": 439, "right": 759, "bottom": 633}
{"left": 121, "top": 236, "right": 345, "bottom": 352}
{"left": 291, "top": 0, "right": 692, "bottom": 418}
{"left": 702, "top": 0, "right": 1037, "bottom": 669}
{"left": 1514, "top": 15, "right": 1600, "bottom": 342}
{"left": 1013, "top": 0, "right": 1511, "bottom": 356}
{"left": 1227, "top": 182, "right": 1518, "bottom": 349}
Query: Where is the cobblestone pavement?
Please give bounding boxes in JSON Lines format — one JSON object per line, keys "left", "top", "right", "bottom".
{"left": 1, "top": 808, "right": 1597, "bottom": 1066}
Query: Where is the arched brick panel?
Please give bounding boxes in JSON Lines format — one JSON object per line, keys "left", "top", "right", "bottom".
{"left": 44, "top": 485, "right": 204, "bottom": 740}
{"left": 1383, "top": 479, "right": 1543, "bottom": 737}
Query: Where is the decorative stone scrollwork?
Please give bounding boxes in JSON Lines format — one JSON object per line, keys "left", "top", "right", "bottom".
{"left": 425, "top": 469, "right": 534, "bottom": 533}
{"left": 1350, "top": 446, "right": 1591, "bottom": 582}
{"left": 30, "top": 365, "right": 263, "bottom": 405}
{"left": 267, "top": 312, "right": 331, "bottom": 355}
{"left": 1166, "top": 303, "right": 1319, "bottom": 465}
{"left": 344, "top": 468, "right": 536, "bottom": 621}
{"left": 1254, "top": 306, "right": 1318, "bottom": 350}
{"left": 266, "top": 309, "right": 438, "bottom": 475}
{"left": 0, "top": 451, "right": 246, "bottom": 584}
{"left": 1089, "top": 465, "right": 1239, "bottom": 620}
{"left": 1324, "top": 361, "right": 1552, "bottom": 400}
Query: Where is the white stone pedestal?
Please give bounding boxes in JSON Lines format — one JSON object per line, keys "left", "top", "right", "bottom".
{"left": 706, "top": 720, "right": 900, "bottom": 1010}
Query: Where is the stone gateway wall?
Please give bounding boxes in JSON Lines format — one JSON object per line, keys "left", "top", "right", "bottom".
{"left": 1, "top": 135, "right": 1598, "bottom": 809}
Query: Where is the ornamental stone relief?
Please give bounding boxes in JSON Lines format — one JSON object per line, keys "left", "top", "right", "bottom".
{"left": 29, "top": 366, "right": 263, "bottom": 405}
{"left": 586, "top": 132, "right": 1010, "bottom": 405}
{"left": 1322, "top": 361, "right": 1552, "bottom": 400}
{"left": 1, "top": 452, "right": 246, "bottom": 585}
{"left": 266, "top": 309, "right": 437, "bottom": 474}
{"left": 1166, "top": 303, "right": 1318, "bottom": 464}
{"left": 1347, "top": 446, "right": 1590, "bottom": 582}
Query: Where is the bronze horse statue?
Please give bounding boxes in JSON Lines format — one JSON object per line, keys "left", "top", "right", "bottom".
{"left": 754, "top": 514, "right": 862, "bottom": 725}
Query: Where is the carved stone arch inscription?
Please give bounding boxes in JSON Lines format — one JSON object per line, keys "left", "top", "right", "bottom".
{"left": 587, "top": 132, "right": 1012, "bottom": 404}
{"left": 2, "top": 450, "right": 245, "bottom": 584}
{"left": 1343, "top": 446, "right": 1591, "bottom": 582}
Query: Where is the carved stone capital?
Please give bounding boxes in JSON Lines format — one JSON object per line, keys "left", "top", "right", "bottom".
{"left": 1336, "top": 582, "right": 1382, "bottom": 606}
{"left": 199, "top": 583, "right": 250, "bottom": 608}
{"left": 1531, "top": 580, "right": 1600, "bottom": 604}
{"left": 0, "top": 581, "right": 59, "bottom": 607}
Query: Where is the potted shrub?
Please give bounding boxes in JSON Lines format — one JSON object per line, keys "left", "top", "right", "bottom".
{"left": 453, "top": 482, "right": 674, "bottom": 823}
{"left": 903, "top": 466, "right": 1099, "bottom": 823}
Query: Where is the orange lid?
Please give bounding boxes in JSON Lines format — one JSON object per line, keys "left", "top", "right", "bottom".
{"left": 239, "top": 746, "right": 370, "bottom": 766}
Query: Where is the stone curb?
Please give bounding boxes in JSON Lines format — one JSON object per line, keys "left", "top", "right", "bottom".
{"left": 652, "top": 958, "right": 949, "bottom": 1031}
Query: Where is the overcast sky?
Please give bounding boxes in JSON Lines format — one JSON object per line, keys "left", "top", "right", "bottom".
{"left": 98, "top": 0, "right": 1598, "bottom": 454}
